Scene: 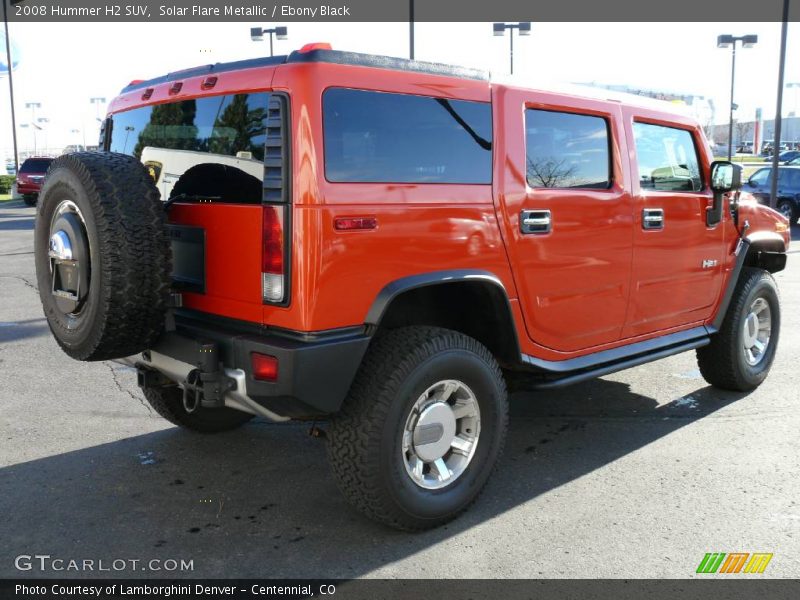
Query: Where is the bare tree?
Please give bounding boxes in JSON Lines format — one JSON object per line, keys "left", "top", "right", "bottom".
{"left": 526, "top": 157, "right": 577, "bottom": 188}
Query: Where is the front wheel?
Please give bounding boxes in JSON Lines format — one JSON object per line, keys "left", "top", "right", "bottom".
{"left": 327, "top": 326, "right": 508, "bottom": 531}
{"left": 697, "top": 267, "right": 781, "bottom": 391}
{"left": 23, "top": 194, "right": 37, "bottom": 207}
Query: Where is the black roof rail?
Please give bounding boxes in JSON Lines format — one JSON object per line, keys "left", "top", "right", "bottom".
{"left": 119, "top": 48, "right": 488, "bottom": 94}
{"left": 120, "top": 55, "right": 288, "bottom": 92}
{"left": 286, "top": 49, "right": 489, "bottom": 81}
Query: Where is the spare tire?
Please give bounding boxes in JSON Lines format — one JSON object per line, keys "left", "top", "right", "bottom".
{"left": 34, "top": 152, "right": 171, "bottom": 361}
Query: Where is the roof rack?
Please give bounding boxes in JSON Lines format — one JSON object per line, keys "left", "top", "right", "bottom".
{"left": 120, "top": 48, "right": 489, "bottom": 93}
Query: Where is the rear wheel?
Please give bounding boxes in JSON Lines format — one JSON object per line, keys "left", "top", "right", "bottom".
{"left": 327, "top": 326, "right": 508, "bottom": 531}
{"left": 776, "top": 199, "right": 797, "bottom": 224}
{"left": 697, "top": 267, "right": 780, "bottom": 391}
{"left": 143, "top": 386, "right": 254, "bottom": 433}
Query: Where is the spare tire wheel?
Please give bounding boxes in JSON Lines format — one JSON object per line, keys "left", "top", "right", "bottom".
{"left": 34, "top": 152, "right": 171, "bottom": 361}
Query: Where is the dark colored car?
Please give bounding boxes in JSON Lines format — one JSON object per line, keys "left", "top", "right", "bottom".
{"left": 778, "top": 150, "right": 800, "bottom": 164}
{"left": 16, "top": 157, "right": 54, "bottom": 206}
{"left": 743, "top": 165, "right": 800, "bottom": 222}
{"left": 787, "top": 156, "right": 800, "bottom": 166}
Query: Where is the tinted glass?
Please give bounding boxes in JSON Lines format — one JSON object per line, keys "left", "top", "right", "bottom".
{"left": 633, "top": 122, "right": 702, "bottom": 192}
{"left": 20, "top": 159, "right": 53, "bottom": 173}
{"left": 323, "top": 88, "right": 492, "bottom": 184}
{"left": 749, "top": 168, "right": 771, "bottom": 186}
{"left": 779, "top": 168, "right": 800, "bottom": 188}
{"left": 525, "top": 109, "right": 611, "bottom": 189}
{"left": 109, "top": 93, "right": 269, "bottom": 202}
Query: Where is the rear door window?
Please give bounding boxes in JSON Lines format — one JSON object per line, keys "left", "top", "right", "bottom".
{"left": 323, "top": 88, "right": 492, "bottom": 184}
{"left": 524, "top": 109, "right": 611, "bottom": 189}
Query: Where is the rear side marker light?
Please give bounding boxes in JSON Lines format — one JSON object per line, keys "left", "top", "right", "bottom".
{"left": 201, "top": 76, "right": 217, "bottom": 90}
{"left": 169, "top": 82, "right": 183, "bottom": 95}
{"left": 251, "top": 352, "right": 279, "bottom": 382}
{"left": 334, "top": 217, "right": 377, "bottom": 231}
{"left": 141, "top": 88, "right": 154, "bottom": 100}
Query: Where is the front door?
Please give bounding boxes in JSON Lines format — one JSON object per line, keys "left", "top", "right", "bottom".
{"left": 621, "top": 112, "right": 726, "bottom": 337}
{"left": 496, "top": 88, "right": 634, "bottom": 353}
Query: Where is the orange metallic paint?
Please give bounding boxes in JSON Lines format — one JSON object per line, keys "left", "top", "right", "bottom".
{"left": 109, "top": 57, "right": 787, "bottom": 364}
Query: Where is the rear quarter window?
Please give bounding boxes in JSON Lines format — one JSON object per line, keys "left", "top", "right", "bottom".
{"left": 323, "top": 88, "right": 492, "bottom": 184}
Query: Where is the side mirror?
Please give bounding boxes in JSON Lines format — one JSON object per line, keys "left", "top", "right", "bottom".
{"left": 707, "top": 161, "right": 742, "bottom": 226}
{"left": 710, "top": 160, "right": 742, "bottom": 192}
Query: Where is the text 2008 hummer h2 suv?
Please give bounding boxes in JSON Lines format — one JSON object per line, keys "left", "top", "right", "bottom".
{"left": 35, "top": 45, "right": 790, "bottom": 531}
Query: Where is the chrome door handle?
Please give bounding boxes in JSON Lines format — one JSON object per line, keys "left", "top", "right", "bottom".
{"left": 642, "top": 208, "right": 664, "bottom": 230}
{"left": 520, "top": 209, "right": 551, "bottom": 234}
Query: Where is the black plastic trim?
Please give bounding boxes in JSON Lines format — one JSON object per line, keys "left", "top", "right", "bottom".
{"left": 287, "top": 49, "right": 488, "bottom": 81}
{"left": 522, "top": 325, "right": 712, "bottom": 374}
{"left": 530, "top": 337, "right": 711, "bottom": 389}
{"left": 152, "top": 316, "right": 371, "bottom": 417}
{"left": 120, "top": 56, "right": 288, "bottom": 92}
{"left": 365, "top": 269, "right": 512, "bottom": 325}
{"left": 712, "top": 239, "right": 750, "bottom": 331}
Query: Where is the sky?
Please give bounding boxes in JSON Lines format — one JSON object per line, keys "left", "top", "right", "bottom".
{"left": 1, "top": 21, "right": 799, "bottom": 159}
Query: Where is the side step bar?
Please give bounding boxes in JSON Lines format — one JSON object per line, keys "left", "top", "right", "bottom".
{"left": 521, "top": 326, "right": 713, "bottom": 389}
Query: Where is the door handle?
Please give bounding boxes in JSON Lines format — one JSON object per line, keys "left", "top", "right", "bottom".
{"left": 520, "top": 209, "right": 551, "bottom": 234}
{"left": 642, "top": 208, "right": 664, "bottom": 230}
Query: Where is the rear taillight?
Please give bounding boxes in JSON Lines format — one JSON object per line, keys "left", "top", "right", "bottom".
{"left": 262, "top": 205, "right": 285, "bottom": 303}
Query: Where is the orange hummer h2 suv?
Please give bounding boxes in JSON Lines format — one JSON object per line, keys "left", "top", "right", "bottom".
{"left": 34, "top": 45, "right": 790, "bottom": 531}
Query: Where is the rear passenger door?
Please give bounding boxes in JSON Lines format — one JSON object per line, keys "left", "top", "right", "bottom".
{"left": 622, "top": 113, "right": 725, "bottom": 337}
{"left": 497, "top": 89, "right": 634, "bottom": 353}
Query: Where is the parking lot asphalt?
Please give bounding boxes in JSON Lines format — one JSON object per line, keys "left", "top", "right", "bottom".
{"left": 1, "top": 198, "right": 799, "bottom": 579}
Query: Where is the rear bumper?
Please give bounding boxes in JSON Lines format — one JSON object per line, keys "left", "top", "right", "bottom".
{"left": 16, "top": 183, "right": 41, "bottom": 195}
{"left": 137, "top": 311, "right": 371, "bottom": 418}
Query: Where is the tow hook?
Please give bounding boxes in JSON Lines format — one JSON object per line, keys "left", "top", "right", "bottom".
{"left": 182, "top": 368, "right": 237, "bottom": 412}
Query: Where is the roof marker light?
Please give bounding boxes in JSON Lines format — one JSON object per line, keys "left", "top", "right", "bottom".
{"left": 169, "top": 82, "right": 183, "bottom": 95}
{"left": 141, "top": 88, "right": 154, "bottom": 100}
{"left": 201, "top": 76, "right": 218, "bottom": 90}
{"left": 298, "top": 42, "right": 332, "bottom": 53}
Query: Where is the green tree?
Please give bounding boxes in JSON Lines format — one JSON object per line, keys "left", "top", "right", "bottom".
{"left": 133, "top": 100, "right": 199, "bottom": 159}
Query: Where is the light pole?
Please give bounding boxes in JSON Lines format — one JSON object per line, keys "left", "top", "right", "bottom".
{"left": 25, "top": 101, "right": 40, "bottom": 125}
{"left": 4, "top": 0, "right": 25, "bottom": 174}
{"left": 89, "top": 97, "right": 106, "bottom": 122}
{"left": 493, "top": 22, "right": 531, "bottom": 75}
{"left": 717, "top": 34, "right": 758, "bottom": 161}
{"left": 250, "top": 26, "right": 288, "bottom": 57}
{"left": 787, "top": 82, "right": 800, "bottom": 118}
{"left": 37, "top": 117, "right": 48, "bottom": 154}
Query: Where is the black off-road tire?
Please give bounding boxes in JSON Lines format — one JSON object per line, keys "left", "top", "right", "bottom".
{"left": 34, "top": 152, "right": 170, "bottom": 361}
{"left": 143, "top": 386, "right": 254, "bottom": 433}
{"left": 23, "top": 194, "right": 37, "bottom": 207}
{"left": 776, "top": 199, "right": 798, "bottom": 224}
{"left": 697, "top": 267, "right": 781, "bottom": 392}
{"left": 327, "top": 326, "right": 508, "bottom": 531}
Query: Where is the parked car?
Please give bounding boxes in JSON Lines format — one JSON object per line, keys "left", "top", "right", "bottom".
{"left": 788, "top": 156, "right": 800, "bottom": 166}
{"left": 743, "top": 165, "right": 800, "bottom": 222}
{"left": 16, "top": 157, "right": 54, "bottom": 206}
{"left": 33, "top": 46, "right": 790, "bottom": 531}
{"left": 779, "top": 150, "right": 800, "bottom": 164}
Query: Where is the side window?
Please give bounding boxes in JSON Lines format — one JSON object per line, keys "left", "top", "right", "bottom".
{"left": 748, "top": 168, "right": 772, "bottom": 186}
{"left": 633, "top": 122, "right": 702, "bottom": 192}
{"left": 323, "top": 88, "right": 492, "bottom": 184}
{"left": 525, "top": 109, "right": 611, "bottom": 189}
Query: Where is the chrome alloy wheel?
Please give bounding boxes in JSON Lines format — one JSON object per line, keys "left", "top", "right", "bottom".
{"left": 402, "top": 379, "right": 481, "bottom": 490}
{"left": 742, "top": 297, "right": 772, "bottom": 366}
{"left": 48, "top": 199, "right": 90, "bottom": 316}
